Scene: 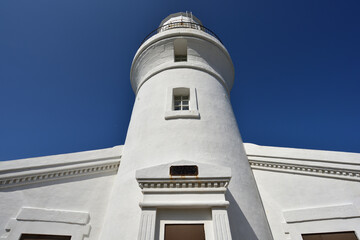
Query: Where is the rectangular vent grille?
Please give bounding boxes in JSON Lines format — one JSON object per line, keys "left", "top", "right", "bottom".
{"left": 170, "top": 165, "right": 198, "bottom": 176}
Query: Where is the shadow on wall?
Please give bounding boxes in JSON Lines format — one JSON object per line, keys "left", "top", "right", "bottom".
{"left": 226, "top": 191, "right": 259, "bottom": 240}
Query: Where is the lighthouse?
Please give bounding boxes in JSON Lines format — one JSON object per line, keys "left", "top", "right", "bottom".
{"left": 1, "top": 11, "right": 360, "bottom": 240}
{"left": 100, "top": 12, "right": 273, "bottom": 240}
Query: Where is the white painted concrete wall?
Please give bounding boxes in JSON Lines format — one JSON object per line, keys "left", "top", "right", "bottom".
{"left": 245, "top": 143, "right": 360, "bottom": 240}
{"left": 0, "top": 147, "right": 121, "bottom": 240}
{"left": 100, "top": 14, "right": 273, "bottom": 240}
{"left": 1, "top": 144, "right": 359, "bottom": 240}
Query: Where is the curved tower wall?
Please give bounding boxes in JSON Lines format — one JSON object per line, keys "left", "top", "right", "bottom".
{"left": 100, "top": 14, "right": 273, "bottom": 240}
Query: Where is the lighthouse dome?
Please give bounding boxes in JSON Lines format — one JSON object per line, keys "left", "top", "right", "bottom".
{"left": 159, "top": 12, "right": 202, "bottom": 27}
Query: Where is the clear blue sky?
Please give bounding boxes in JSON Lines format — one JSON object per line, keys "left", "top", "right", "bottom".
{"left": 0, "top": 0, "right": 359, "bottom": 161}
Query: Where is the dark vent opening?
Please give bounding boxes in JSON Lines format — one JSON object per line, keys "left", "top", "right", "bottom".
{"left": 170, "top": 165, "right": 198, "bottom": 176}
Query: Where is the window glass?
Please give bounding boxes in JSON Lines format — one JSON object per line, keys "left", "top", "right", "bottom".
{"left": 173, "top": 88, "right": 190, "bottom": 111}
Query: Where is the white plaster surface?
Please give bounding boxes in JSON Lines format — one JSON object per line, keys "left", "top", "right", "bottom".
{"left": 245, "top": 143, "right": 360, "bottom": 240}
{"left": 100, "top": 14, "right": 273, "bottom": 240}
{"left": 1, "top": 140, "right": 359, "bottom": 240}
{"left": 0, "top": 146, "right": 121, "bottom": 240}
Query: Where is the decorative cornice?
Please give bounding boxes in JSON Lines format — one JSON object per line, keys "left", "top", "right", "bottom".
{"left": 139, "top": 179, "right": 229, "bottom": 190}
{"left": 249, "top": 159, "right": 360, "bottom": 181}
{"left": 0, "top": 160, "right": 120, "bottom": 189}
{"left": 138, "top": 179, "right": 229, "bottom": 190}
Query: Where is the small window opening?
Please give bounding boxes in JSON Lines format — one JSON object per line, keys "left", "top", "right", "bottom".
{"left": 302, "top": 231, "right": 358, "bottom": 240}
{"left": 173, "top": 88, "right": 190, "bottom": 111}
{"left": 165, "top": 224, "right": 205, "bottom": 240}
{"left": 170, "top": 165, "right": 198, "bottom": 176}
{"left": 20, "top": 234, "right": 71, "bottom": 240}
{"left": 174, "top": 39, "right": 187, "bottom": 62}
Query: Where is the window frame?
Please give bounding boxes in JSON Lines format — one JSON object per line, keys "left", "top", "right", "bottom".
{"left": 165, "top": 87, "right": 200, "bottom": 120}
{"left": 159, "top": 220, "right": 211, "bottom": 240}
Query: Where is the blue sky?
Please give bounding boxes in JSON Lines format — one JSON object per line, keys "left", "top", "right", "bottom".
{"left": 0, "top": 0, "right": 359, "bottom": 161}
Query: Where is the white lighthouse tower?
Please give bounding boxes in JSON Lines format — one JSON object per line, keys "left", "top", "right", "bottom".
{"left": 100, "top": 12, "right": 273, "bottom": 240}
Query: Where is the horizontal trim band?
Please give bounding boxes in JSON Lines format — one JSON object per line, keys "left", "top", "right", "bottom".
{"left": 138, "top": 180, "right": 230, "bottom": 189}
{"left": 140, "top": 201, "right": 229, "bottom": 208}
{"left": 142, "top": 187, "right": 228, "bottom": 193}
{"left": 249, "top": 160, "right": 360, "bottom": 181}
{"left": 0, "top": 161, "right": 120, "bottom": 189}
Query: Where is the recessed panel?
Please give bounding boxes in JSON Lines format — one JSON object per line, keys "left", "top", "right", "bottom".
{"left": 165, "top": 224, "right": 205, "bottom": 240}
{"left": 302, "top": 232, "right": 358, "bottom": 240}
{"left": 174, "top": 39, "right": 187, "bottom": 62}
{"left": 20, "top": 234, "right": 71, "bottom": 240}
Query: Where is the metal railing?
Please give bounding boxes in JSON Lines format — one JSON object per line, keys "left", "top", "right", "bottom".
{"left": 140, "top": 21, "right": 222, "bottom": 46}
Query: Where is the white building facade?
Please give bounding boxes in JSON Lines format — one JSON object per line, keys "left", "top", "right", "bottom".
{"left": 0, "top": 13, "right": 359, "bottom": 240}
